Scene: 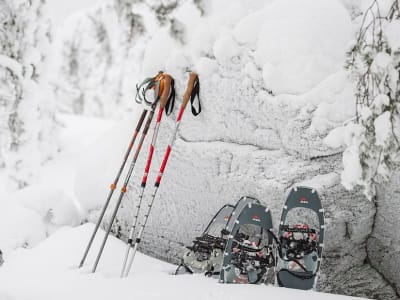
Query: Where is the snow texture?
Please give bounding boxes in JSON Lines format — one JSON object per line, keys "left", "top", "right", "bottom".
{"left": 0, "top": 224, "right": 364, "bottom": 300}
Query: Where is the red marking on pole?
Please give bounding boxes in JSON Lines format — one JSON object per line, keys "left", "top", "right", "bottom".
{"left": 156, "top": 145, "right": 171, "bottom": 184}
{"left": 177, "top": 106, "right": 184, "bottom": 122}
{"left": 156, "top": 107, "right": 164, "bottom": 122}
{"left": 142, "top": 145, "right": 155, "bottom": 185}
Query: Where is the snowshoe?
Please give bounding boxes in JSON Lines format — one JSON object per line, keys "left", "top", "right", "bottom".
{"left": 220, "top": 200, "right": 274, "bottom": 284}
{"left": 175, "top": 204, "right": 234, "bottom": 275}
{"left": 276, "top": 186, "right": 325, "bottom": 290}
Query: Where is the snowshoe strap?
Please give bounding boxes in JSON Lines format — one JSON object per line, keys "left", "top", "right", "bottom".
{"left": 135, "top": 77, "right": 158, "bottom": 105}
{"left": 190, "top": 76, "right": 201, "bottom": 116}
{"left": 281, "top": 268, "right": 316, "bottom": 280}
{"left": 134, "top": 72, "right": 176, "bottom": 116}
{"left": 164, "top": 78, "right": 175, "bottom": 116}
{"left": 232, "top": 242, "right": 264, "bottom": 253}
{"left": 280, "top": 225, "right": 316, "bottom": 234}
{"left": 192, "top": 234, "right": 226, "bottom": 250}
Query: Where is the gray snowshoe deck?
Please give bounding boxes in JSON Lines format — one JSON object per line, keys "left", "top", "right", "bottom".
{"left": 220, "top": 200, "right": 273, "bottom": 284}
{"left": 276, "top": 186, "right": 325, "bottom": 290}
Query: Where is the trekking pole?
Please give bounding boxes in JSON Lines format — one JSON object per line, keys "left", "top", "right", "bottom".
{"left": 78, "top": 72, "right": 164, "bottom": 268}
{"left": 119, "top": 74, "right": 177, "bottom": 277}
{"left": 121, "top": 72, "right": 200, "bottom": 277}
{"left": 78, "top": 109, "right": 147, "bottom": 268}
{"left": 91, "top": 74, "right": 173, "bottom": 273}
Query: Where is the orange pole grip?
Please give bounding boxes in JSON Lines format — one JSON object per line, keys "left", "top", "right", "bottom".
{"left": 159, "top": 74, "right": 172, "bottom": 109}
{"left": 182, "top": 72, "right": 198, "bottom": 109}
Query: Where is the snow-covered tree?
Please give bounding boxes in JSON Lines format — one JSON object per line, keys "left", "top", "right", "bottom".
{"left": 0, "top": 0, "right": 54, "bottom": 189}
{"left": 341, "top": 0, "right": 400, "bottom": 199}
{"left": 51, "top": 0, "right": 147, "bottom": 118}
{"left": 51, "top": 0, "right": 188, "bottom": 118}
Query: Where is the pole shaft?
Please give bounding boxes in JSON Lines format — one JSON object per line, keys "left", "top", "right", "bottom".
{"left": 91, "top": 110, "right": 154, "bottom": 273}
{"left": 123, "top": 186, "right": 159, "bottom": 276}
{"left": 79, "top": 109, "right": 147, "bottom": 268}
{"left": 123, "top": 106, "right": 185, "bottom": 277}
{"left": 120, "top": 107, "right": 164, "bottom": 277}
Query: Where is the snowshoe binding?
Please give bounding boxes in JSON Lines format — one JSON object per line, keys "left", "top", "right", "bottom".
{"left": 175, "top": 204, "right": 234, "bottom": 275}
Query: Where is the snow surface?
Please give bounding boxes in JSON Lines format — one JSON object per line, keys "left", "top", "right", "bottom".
{"left": 0, "top": 114, "right": 113, "bottom": 254}
{"left": 0, "top": 223, "right": 364, "bottom": 300}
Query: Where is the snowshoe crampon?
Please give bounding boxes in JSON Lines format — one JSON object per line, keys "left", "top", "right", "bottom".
{"left": 220, "top": 197, "right": 274, "bottom": 284}
{"left": 175, "top": 204, "right": 234, "bottom": 275}
{"left": 276, "top": 186, "right": 325, "bottom": 290}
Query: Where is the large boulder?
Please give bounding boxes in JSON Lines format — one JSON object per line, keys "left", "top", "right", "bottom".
{"left": 368, "top": 173, "right": 400, "bottom": 296}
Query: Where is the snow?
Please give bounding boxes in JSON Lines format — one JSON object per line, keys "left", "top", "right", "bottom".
{"left": 372, "top": 94, "right": 390, "bottom": 115}
{"left": 0, "top": 201, "right": 46, "bottom": 252}
{"left": 142, "top": 29, "right": 178, "bottom": 77}
{"left": 254, "top": 0, "right": 353, "bottom": 94}
{"left": 385, "top": 19, "right": 400, "bottom": 50}
{"left": 194, "top": 57, "right": 218, "bottom": 78}
{"left": 340, "top": 124, "right": 365, "bottom": 190}
{"left": 0, "top": 223, "right": 364, "bottom": 300}
{"left": 324, "top": 126, "right": 346, "bottom": 149}
{"left": 46, "top": 0, "right": 102, "bottom": 32}
{"left": 10, "top": 185, "right": 82, "bottom": 229}
{"left": 372, "top": 52, "right": 392, "bottom": 71}
{"left": 0, "top": 114, "right": 113, "bottom": 254}
{"left": 233, "top": 10, "right": 266, "bottom": 47}
{"left": 213, "top": 35, "right": 241, "bottom": 64}
{"left": 74, "top": 112, "right": 141, "bottom": 213}
{"left": 0, "top": 55, "right": 23, "bottom": 79}
{"left": 374, "top": 111, "right": 392, "bottom": 146}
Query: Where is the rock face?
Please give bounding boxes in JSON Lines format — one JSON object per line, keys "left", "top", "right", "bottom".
{"left": 369, "top": 173, "right": 400, "bottom": 296}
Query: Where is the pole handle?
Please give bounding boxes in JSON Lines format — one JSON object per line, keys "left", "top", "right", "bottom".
{"left": 159, "top": 74, "right": 172, "bottom": 109}
{"left": 182, "top": 72, "right": 198, "bottom": 109}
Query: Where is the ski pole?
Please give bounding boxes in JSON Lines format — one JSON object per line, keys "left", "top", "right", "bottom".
{"left": 91, "top": 74, "right": 173, "bottom": 273}
{"left": 78, "top": 110, "right": 147, "bottom": 268}
{"left": 122, "top": 72, "right": 200, "bottom": 277}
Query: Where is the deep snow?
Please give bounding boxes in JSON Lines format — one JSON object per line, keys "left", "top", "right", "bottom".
{"left": 0, "top": 223, "right": 364, "bottom": 300}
